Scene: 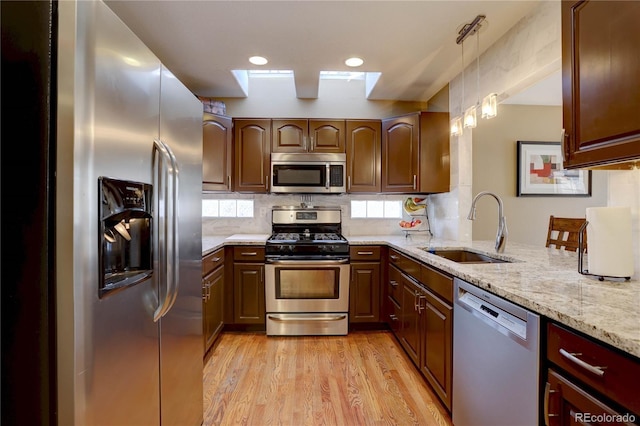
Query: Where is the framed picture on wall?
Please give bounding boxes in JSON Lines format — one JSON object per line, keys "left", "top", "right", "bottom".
{"left": 517, "top": 141, "right": 591, "bottom": 197}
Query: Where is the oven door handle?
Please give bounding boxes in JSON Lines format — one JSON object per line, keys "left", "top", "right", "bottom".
{"left": 268, "top": 314, "right": 348, "bottom": 322}
{"left": 266, "top": 259, "right": 350, "bottom": 265}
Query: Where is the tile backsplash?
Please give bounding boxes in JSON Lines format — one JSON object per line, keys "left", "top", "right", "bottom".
{"left": 202, "top": 193, "right": 435, "bottom": 238}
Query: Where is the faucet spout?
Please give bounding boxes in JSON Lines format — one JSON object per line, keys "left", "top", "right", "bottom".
{"left": 468, "top": 191, "right": 508, "bottom": 253}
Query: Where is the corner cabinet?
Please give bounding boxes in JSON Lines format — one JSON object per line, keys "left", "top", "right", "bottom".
{"left": 381, "top": 112, "right": 449, "bottom": 193}
{"left": 271, "top": 119, "right": 345, "bottom": 153}
{"left": 561, "top": 0, "right": 640, "bottom": 169}
{"left": 203, "top": 113, "right": 232, "bottom": 191}
{"left": 202, "top": 248, "right": 225, "bottom": 353}
{"left": 346, "top": 120, "right": 381, "bottom": 193}
{"left": 233, "top": 119, "right": 271, "bottom": 192}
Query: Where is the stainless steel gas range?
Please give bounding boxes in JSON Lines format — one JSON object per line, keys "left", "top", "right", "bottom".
{"left": 265, "top": 205, "right": 350, "bottom": 336}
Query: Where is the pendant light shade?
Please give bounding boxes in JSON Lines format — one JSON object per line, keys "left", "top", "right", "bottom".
{"left": 450, "top": 116, "right": 463, "bottom": 136}
{"left": 464, "top": 106, "right": 477, "bottom": 129}
{"left": 482, "top": 93, "right": 498, "bottom": 119}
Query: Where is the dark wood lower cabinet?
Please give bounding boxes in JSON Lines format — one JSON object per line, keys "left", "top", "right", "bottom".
{"left": 203, "top": 266, "right": 224, "bottom": 351}
{"left": 386, "top": 256, "right": 453, "bottom": 412}
{"left": 349, "top": 262, "right": 381, "bottom": 323}
{"left": 420, "top": 290, "right": 452, "bottom": 410}
{"left": 233, "top": 263, "right": 265, "bottom": 325}
{"left": 545, "top": 369, "right": 632, "bottom": 426}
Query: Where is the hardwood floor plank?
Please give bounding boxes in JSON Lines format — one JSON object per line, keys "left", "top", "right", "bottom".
{"left": 203, "top": 331, "right": 452, "bottom": 426}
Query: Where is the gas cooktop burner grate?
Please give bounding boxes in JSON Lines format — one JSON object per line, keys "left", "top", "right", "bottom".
{"left": 269, "top": 232, "right": 346, "bottom": 243}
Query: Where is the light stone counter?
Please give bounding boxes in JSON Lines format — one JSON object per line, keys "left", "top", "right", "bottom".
{"left": 202, "top": 234, "right": 270, "bottom": 256}
{"left": 349, "top": 235, "right": 640, "bottom": 359}
{"left": 202, "top": 233, "right": 640, "bottom": 359}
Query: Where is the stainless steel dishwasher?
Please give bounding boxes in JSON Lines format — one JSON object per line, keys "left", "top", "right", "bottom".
{"left": 453, "top": 278, "right": 540, "bottom": 426}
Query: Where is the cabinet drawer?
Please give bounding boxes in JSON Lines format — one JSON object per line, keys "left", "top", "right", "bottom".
{"left": 388, "top": 264, "right": 403, "bottom": 306}
{"left": 233, "top": 246, "right": 265, "bottom": 262}
{"left": 420, "top": 264, "right": 453, "bottom": 304}
{"left": 547, "top": 323, "right": 640, "bottom": 415}
{"left": 386, "top": 297, "right": 401, "bottom": 334}
{"left": 388, "top": 249, "right": 420, "bottom": 281}
{"left": 203, "top": 248, "right": 224, "bottom": 276}
{"left": 350, "top": 246, "right": 381, "bottom": 261}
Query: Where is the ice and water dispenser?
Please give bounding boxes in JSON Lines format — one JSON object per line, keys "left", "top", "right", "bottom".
{"left": 98, "top": 177, "right": 153, "bottom": 297}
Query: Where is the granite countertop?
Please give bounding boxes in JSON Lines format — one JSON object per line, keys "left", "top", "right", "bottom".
{"left": 202, "top": 233, "right": 640, "bottom": 359}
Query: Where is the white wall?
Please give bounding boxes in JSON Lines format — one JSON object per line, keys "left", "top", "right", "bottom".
{"left": 472, "top": 104, "right": 608, "bottom": 246}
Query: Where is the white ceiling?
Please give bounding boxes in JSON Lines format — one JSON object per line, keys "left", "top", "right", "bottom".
{"left": 105, "top": 0, "right": 549, "bottom": 104}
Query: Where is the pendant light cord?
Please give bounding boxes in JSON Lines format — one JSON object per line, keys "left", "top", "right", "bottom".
{"left": 461, "top": 41, "right": 465, "bottom": 116}
{"left": 476, "top": 28, "right": 480, "bottom": 107}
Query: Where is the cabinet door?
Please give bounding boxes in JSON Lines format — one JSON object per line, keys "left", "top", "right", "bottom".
{"left": 349, "top": 262, "right": 380, "bottom": 323}
{"left": 272, "top": 119, "right": 308, "bottom": 153}
{"left": 234, "top": 119, "right": 271, "bottom": 192}
{"left": 420, "top": 290, "right": 452, "bottom": 411}
{"left": 309, "top": 120, "right": 345, "bottom": 153}
{"left": 545, "top": 369, "right": 627, "bottom": 426}
{"left": 233, "top": 263, "right": 265, "bottom": 324}
{"left": 382, "top": 113, "right": 419, "bottom": 192}
{"left": 346, "top": 120, "right": 381, "bottom": 192}
{"left": 399, "top": 276, "right": 420, "bottom": 366}
{"left": 562, "top": 1, "right": 640, "bottom": 168}
{"left": 203, "top": 266, "right": 224, "bottom": 352}
{"left": 203, "top": 113, "right": 232, "bottom": 191}
{"left": 418, "top": 112, "right": 450, "bottom": 193}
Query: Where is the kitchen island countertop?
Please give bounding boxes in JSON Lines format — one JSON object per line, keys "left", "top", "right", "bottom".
{"left": 202, "top": 233, "right": 640, "bottom": 359}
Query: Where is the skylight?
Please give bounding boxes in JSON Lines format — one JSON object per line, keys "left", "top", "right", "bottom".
{"left": 320, "top": 71, "right": 365, "bottom": 80}
{"left": 248, "top": 70, "right": 293, "bottom": 78}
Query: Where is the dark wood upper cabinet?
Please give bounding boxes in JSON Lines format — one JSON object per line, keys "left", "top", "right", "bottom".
{"left": 419, "top": 112, "right": 450, "bottom": 194}
{"left": 272, "top": 119, "right": 307, "bottom": 153}
{"left": 346, "top": 120, "right": 381, "bottom": 192}
{"left": 382, "top": 113, "right": 420, "bottom": 192}
{"left": 203, "top": 113, "right": 232, "bottom": 192}
{"left": 309, "top": 120, "right": 345, "bottom": 153}
{"left": 272, "top": 119, "right": 345, "bottom": 153}
{"left": 562, "top": 0, "right": 640, "bottom": 169}
{"left": 382, "top": 112, "right": 449, "bottom": 193}
{"left": 233, "top": 119, "right": 271, "bottom": 193}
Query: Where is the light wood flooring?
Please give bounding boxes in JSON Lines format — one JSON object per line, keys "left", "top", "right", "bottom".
{"left": 203, "top": 330, "right": 452, "bottom": 426}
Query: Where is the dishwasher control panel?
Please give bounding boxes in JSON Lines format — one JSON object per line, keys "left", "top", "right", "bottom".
{"left": 458, "top": 291, "right": 527, "bottom": 339}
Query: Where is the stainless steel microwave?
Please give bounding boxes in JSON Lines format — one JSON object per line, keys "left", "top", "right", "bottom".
{"left": 270, "top": 152, "right": 346, "bottom": 194}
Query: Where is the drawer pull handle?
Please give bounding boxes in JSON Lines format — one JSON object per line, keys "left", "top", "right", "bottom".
{"left": 211, "top": 257, "right": 221, "bottom": 262}
{"left": 357, "top": 251, "right": 374, "bottom": 255}
{"left": 543, "top": 382, "right": 559, "bottom": 426}
{"left": 389, "top": 280, "right": 398, "bottom": 288}
{"left": 241, "top": 252, "right": 258, "bottom": 256}
{"left": 389, "top": 314, "right": 398, "bottom": 321}
{"left": 559, "top": 349, "right": 606, "bottom": 377}
{"left": 390, "top": 255, "right": 399, "bottom": 261}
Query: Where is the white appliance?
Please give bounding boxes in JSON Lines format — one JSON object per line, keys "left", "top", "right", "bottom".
{"left": 54, "top": 1, "right": 204, "bottom": 424}
{"left": 453, "top": 278, "right": 540, "bottom": 426}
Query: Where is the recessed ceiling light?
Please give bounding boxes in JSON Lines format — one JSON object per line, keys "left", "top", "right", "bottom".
{"left": 345, "top": 57, "right": 364, "bottom": 67}
{"left": 249, "top": 56, "right": 268, "bottom": 66}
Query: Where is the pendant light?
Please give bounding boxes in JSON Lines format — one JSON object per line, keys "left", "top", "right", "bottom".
{"left": 450, "top": 39, "right": 465, "bottom": 136}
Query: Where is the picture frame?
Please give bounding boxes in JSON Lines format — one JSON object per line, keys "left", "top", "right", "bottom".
{"left": 517, "top": 141, "right": 591, "bottom": 197}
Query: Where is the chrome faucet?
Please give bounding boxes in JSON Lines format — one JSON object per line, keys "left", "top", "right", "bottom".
{"left": 467, "top": 191, "right": 508, "bottom": 253}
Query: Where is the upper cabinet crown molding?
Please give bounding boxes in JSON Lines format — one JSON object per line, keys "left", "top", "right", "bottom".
{"left": 561, "top": 0, "right": 640, "bottom": 169}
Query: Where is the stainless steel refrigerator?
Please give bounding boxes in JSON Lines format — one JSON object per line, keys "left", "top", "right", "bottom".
{"left": 11, "top": 0, "right": 204, "bottom": 424}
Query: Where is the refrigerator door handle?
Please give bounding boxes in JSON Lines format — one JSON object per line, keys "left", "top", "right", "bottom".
{"left": 162, "top": 139, "right": 180, "bottom": 315}
{"left": 152, "top": 139, "right": 180, "bottom": 321}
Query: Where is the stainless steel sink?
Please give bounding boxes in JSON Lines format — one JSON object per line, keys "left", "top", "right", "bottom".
{"left": 424, "top": 249, "right": 511, "bottom": 264}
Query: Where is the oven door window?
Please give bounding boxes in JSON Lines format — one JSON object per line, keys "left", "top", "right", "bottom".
{"left": 272, "top": 165, "right": 325, "bottom": 188}
{"left": 275, "top": 267, "right": 339, "bottom": 299}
